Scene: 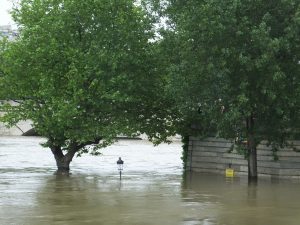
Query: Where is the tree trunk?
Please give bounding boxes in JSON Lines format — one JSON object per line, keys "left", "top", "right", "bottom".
{"left": 55, "top": 158, "right": 71, "bottom": 175}
{"left": 51, "top": 145, "right": 78, "bottom": 175}
{"left": 248, "top": 134, "right": 257, "bottom": 180}
{"left": 247, "top": 115, "right": 258, "bottom": 181}
{"left": 49, "top": 138, "right": 101, "bottom": 175}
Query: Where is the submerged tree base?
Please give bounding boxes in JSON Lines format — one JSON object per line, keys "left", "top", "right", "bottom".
{"left": 248, "top": 176, "right": 258, "bottom": 184}
{"left": 54, "top": 167, "right": 71, "bottom": 176}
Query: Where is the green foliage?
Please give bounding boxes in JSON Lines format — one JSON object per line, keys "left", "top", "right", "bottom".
{"left": 181, "top": 135, "right": 189, "bottom": 169}
{"left": 0, "top": 0, "right": 176, "bottom": 155}
{"left": 162, "top": 0, "right": 300, "bottom": 148}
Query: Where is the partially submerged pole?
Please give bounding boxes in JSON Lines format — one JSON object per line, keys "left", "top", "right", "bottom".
{"left": 117, "top": 157, "right": 124, "bottom": 180}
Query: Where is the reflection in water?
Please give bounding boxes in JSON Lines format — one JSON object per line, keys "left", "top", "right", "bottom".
{"left": 29, "top": 174, "right": 184, "bottom": 225}
{"left": 1, "top": 137, "right": 300, "bottom": 225}
{"left": 247, "top": 180, "right": 257, "bottom": 207}
{"left": 182, "top": 172, "right": 300, "bottom": 225}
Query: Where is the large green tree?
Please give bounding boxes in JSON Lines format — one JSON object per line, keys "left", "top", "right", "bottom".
{"left": 0, "top": 0, "right": 176, "bottom": 174}
{"left": 163, "top": 0, "right": 300, "bottom": 179}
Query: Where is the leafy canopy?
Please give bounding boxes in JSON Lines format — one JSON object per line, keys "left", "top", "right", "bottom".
{"left": 163, "top": 0, "right": 300, "bottom": 146}
{"left": 0, "top": 0, "right": 176, "bottom": 154}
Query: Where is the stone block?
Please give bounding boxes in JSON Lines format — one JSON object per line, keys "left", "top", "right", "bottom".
{"left": 257, "top": 161, "right": 280, "bottom": 168}
{"left": 239, "top": 166, "right": 248, "bottom": 172}
{"left": 223, "top": 153, "right": 245, "bottom": 159}
{"left": 279, "top": 169, "right": 300, "bottom": 176}
{"left": 257, "top": 155, "right": 275, "bottom": 161}
{"left": 192, "top": 145, "right": 230, "bottom": 153}
{"left": 257, "top": 167, "right": 279, "bottom": 175}
{"left": 192, "top": 140, "right": 233, "bottom": 148}
{"left": 277, "top": 151, "right": 300, "bottom": 157}
{"left": 257, "top": 150, "right": 273, "bottom": 156}
{"left": 279, "top": 161, "right": 300, "bottom": 169}
{"left": 192, "top": 151, "right": 218, "bottom": 157}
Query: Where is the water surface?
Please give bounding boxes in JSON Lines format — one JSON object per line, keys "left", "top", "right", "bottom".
{"left": 0, "top": 137, "right": 300, "bottom": 225}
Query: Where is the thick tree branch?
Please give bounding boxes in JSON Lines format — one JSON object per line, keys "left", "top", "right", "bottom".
{"left": 77, "top": 137, "right": 102, "bottom": 149}
{"left": 50, "top": 145, "right": 64, "bottom": 160}
{"left": 64, "top": 138, "right": 102, "bottom": 161}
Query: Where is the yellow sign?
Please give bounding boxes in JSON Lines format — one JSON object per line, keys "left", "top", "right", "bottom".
{"left": 225, "top": 168, "right": 234, "bottom": 177}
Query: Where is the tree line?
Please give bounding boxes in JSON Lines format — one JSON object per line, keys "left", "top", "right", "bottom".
{"left": 0, "top": 0, "right": 299, "bottom": 179}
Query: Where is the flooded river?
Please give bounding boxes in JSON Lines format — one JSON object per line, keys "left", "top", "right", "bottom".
{"left": 1, "top": 137, "right": 300, "bottom": 225}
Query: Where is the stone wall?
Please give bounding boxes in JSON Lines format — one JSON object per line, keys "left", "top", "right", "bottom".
{"left": 187, "top": 137, "right": 300, "bottom": 179}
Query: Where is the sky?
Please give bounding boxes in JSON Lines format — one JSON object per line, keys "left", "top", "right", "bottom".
{"left": 0, "top": 0, "right": 14, "bottom": 26}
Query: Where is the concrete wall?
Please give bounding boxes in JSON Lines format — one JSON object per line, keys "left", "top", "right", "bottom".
{"left": 0, "top": 101, "right": 32, "bottom": 135}
{"left": 187, "top": 137, "right": 300, "bottom": 179}
{"left": 0, "top": 121, "right": 33, "bottom": 136}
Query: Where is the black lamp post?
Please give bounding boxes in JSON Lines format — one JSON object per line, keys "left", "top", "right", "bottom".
{"left": 117, "top": 157, "right": 124, "bottom": 180}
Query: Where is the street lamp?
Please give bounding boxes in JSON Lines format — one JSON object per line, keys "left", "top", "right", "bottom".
{"left": 117, "top": 157, "right": 124, "bottom": 180}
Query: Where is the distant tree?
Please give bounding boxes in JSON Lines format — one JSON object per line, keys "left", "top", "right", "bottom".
{"left": 0, "top": 0, "right": 176, "bottom": 174}
{"left": 163, "top": 0, "right": 300, "bottom": 179}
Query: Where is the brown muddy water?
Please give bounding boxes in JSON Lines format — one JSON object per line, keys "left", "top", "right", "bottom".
{"left": 0, "top": 137, "right": 300, "bottom": 225}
